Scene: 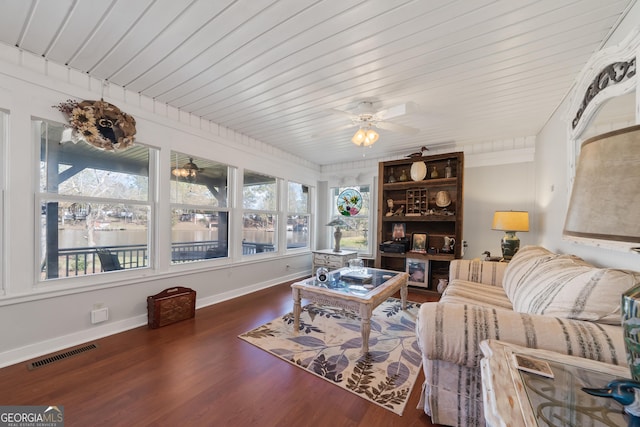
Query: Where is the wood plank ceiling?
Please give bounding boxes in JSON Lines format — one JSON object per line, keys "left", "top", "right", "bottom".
{"left": 0, "top": 0, "right": 635, "bottom": 166}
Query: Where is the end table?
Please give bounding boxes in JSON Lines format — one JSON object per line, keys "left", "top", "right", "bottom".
{"left": 311, "top": 249, "right": 358, "bottom": 275}
{"left": 480, "top": 339, "right": 630, "bottom": 426}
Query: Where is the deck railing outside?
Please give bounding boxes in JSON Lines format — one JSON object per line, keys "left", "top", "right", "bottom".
{"left": 47, "top": 239, "right": 284, "bottom": 278}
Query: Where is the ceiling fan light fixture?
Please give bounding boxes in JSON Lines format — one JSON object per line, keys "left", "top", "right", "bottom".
{"left": 351, "top": 128, "right": 366, "bottom": 145}
{"left": 172, "top": 157, "right": 202, "bottom": 182}
{"left": 365, "top": 128, "right": 379, "bottom": 146}
{"left": 351, "top": 127, "right": 379, "bottom": 147}
{"left": 171, "top": 168, "right": 189, "bottom": 178}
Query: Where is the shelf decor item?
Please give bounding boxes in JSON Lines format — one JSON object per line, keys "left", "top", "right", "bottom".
{"left": 336, "top": 188, "right": 362, "bottom": 216}
{"left": 410, "top": 161, "right": 427, "bottom": 181}
{"left": 406, "top": 188, "right": 427, "bottom": 216}
{"left": 388, "top": 168, "right": 396, "bottom": 183}
{"left": 411, "top": 233, "right": 427, "bottom": 253}
{"left": 54, "top": 98, "right": 137, "bottom": 151}
{"left": 437, "top": 278, "right": 448, "bottom": 293}
{"left": 442, "top": 236, "right": 455, "bottom": 253}
{"left": 406, "top": 258, "right": 428, "bottom": 287}
{"left": 392, "top": 223, "right": 406, "bottom": 240}
{"left": 445, "top": 159, "right": 453, "bottom": 178}
{"left": 435, "top": 190, "right": 451, "bottom": 208}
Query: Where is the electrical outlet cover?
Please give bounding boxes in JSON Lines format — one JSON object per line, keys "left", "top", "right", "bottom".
{"left": 91, "top": 307, "right": 109, "bottom": 324}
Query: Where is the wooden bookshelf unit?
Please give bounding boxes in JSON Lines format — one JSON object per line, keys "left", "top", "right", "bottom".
{"left": 375, "top": 152, "right": 464, "bottom": 293}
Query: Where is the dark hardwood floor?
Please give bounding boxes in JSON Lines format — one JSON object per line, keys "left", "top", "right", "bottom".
{"left": 0, "top": 281, "right": 444, "bottom": 426}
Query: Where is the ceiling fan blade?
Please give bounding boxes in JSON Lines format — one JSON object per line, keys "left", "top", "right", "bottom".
{"left": 327, "top": 108, "right": 356, "bottom": 119}
{"left": 376, "top": 121, "right": 419, "bottom": 135}
{"left": 376, "top": 102, "right": 418, "bottom": 120}
{"left": 311, "top": 123, "right": 357, "bottom": 139}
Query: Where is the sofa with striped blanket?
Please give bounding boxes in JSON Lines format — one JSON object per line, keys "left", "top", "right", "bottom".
{"left": 415, "top": 245, "right": 640, "bottom": 426}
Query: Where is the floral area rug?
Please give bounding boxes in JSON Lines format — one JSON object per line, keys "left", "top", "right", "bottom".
{"left": 238, "top": 298, "right": 422, "bottom": 416}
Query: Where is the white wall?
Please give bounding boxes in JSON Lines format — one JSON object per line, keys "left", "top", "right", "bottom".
{"left": 462, "top": 162, "right": 535, "bottom": 259}
{"left": 535, "top": 4, "right": 640, "bottom": 269}
{"left": 0, "top": 45, "right": 320, "bottom": 368}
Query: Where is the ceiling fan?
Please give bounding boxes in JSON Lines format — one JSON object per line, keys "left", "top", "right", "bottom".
{"left": 319, "top": 101, "right": 420, "bottom": 146}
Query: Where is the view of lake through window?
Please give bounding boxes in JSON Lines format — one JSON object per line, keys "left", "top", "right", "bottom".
{"left": 37, "top": 119, "right": 153, "bottom": 280}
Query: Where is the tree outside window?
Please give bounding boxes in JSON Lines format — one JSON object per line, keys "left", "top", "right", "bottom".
{"left": 37, "top": 119, "right": 153, "bottom": 280}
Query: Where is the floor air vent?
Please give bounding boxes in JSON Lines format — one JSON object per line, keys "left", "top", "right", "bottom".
{"left": 27, "top": 343, "right": 98, "bottom": 370}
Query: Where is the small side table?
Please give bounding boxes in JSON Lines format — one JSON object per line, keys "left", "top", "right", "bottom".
{"left": 311, "top": 249, "right": 358, "bottom": 275}
{"left": 480, "top": 339, "right": 629, "bottom": 427}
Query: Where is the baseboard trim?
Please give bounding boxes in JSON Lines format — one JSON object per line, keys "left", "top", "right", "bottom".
{"left": 0, "top": 315, "right": 147, "bottom": 369}
{"left": 0, "top": 272, "right": 309, "bottom": 369}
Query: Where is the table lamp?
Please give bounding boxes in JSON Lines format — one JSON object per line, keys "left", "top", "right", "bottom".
{"left": 492, "top": 211, "right": 529, "bottom": 260}
{"left": 326, "top": 217, "right": 349, "bottom": 252}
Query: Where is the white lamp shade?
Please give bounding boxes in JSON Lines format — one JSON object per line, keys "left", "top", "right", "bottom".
{"left": 564, "top": 125, "right": 640, "bottom": 247}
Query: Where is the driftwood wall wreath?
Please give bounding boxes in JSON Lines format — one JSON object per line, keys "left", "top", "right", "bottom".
{"left": 54, "top": 99, "right": 137, "bottom": 151}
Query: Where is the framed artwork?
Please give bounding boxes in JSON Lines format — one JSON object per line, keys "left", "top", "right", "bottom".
{"left": 406, "top": 258, "right": 428, "bottom": 287}
{"left": 411, "top": 233, "right": 427, "bottom": 253}
{"left": 392, "top": 223, "right": 406, "bottom": 240}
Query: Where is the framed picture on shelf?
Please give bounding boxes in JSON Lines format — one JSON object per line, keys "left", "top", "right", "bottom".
{"left": 392, "top": 223, "right": 406, "bottom": 240}
{"left": 411, "top": 233, "right": 428, "bottom": 253}
{"left": 406, "top": 258, "right": 428, "bottom": 287}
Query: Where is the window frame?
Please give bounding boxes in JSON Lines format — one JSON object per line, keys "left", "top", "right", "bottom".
{"left": 35, "top": 118, "right": 156, "bottom": 284}
{"left": 328, "top": 183, "right": 374, "bottom": 256}
{"left": 169, "top": 150, "right": 231, "bottom": 265}
{"left": 285, "top": 180, "right": 312, "bottom": 252}
{"left": 241, "top": 169, "right": 279, "bottom": 257}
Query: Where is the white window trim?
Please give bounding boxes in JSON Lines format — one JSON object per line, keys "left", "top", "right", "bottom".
{"left": 35, "top": 118, "right": 157, "bottom": 286}
{"left": 284, "top": 180, "right": 313, "bottom": 253}
{"left": 328, "top": 182, "right": 375, "bottom": 257}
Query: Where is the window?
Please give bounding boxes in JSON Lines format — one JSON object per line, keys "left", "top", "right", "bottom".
{"left": 287, "top": 181, "right": 310, "bottom": 250}
{"left": 170, "top": 152, "right": 229, "bottom": 263}
{"left": 242, "top": 170, "right": 277, "bottom": 255}
{"left": 329, "top": 185, "right": 371, "bottom": 254}
{"left": 37, "top": 119, "right": 154, "bottom": 280}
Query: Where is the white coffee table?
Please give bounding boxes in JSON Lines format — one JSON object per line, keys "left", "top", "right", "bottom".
{"left": 291, "top": 267, "right": 408, "bottom": 354}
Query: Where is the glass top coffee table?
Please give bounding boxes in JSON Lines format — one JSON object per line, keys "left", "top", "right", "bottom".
{"left": 481, "top": 339, "right": 631, "bottom": 426}
{"left": 291, "top": 267, "right": 409, "bottom": 354}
